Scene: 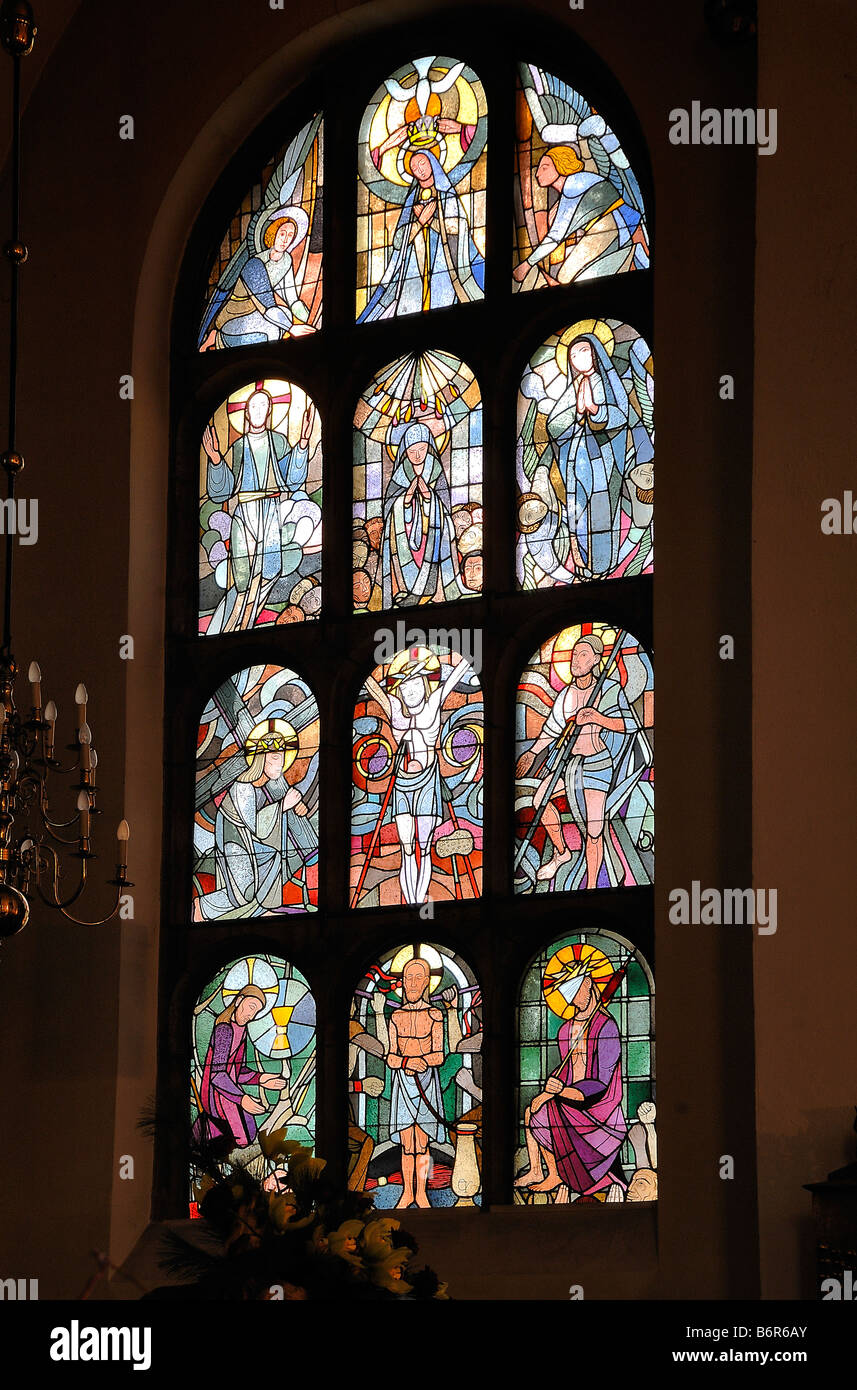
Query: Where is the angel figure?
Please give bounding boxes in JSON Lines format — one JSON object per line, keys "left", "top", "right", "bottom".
{"left": 514, "top": 64, "right": 649, "bottom": 288}
{"left": 199, "top": 116, "right": 322, "bottom": 349}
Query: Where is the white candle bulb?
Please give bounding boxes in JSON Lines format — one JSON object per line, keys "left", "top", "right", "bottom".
{"left": 45, "top": 700, "right": 57, "bottom": 723}
{"left": 28, "top": 661, "right": 42, "bottom": 707}
{"left": 77, "top": 789, "right": 90, "bottom": 837}
{"left": 79, "top": 721, "right": 92, "bottom": 771}
{"left": 117, "top": 818, "right": 130, "bottom": 867}
{"left": 75, "top": 683, "right": 88, "bottom": 727}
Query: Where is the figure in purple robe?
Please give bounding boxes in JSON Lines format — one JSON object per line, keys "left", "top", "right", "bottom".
{"left": 193, "top": 984, "right": 287, "bottom": 1149}
{"left": 515, "top": 970, "right": 627, "bottom": 1198}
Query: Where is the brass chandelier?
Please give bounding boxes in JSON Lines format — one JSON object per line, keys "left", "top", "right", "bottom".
{"left": 0, "top": 0, "right": 131, "bottom": 936}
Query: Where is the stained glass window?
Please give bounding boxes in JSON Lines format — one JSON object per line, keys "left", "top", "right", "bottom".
{"left": 351, "top": 643, "right": 483, "bottom": 908}
{"left": 513, "top": 63, "right": 649, "bottom": 290}
{"left": 198, "top": 114, "right": 323, "bottom": 350}
{"left": 515, "top": 929, "right": 655, "bottom": 1204}
{"left": 356, "top": 56, "right": 487, "bottom": 322}
{"left": 353, "top": 350, "right": 482, "bottom": 611}
{"left": 193, "top": 664, "right": 319, "bottom": 919}
{"left": 198, "top": 379, "right": 322, "bottom": 634}
{"left": 515, "top": 622, "right": 653, "bottom": 893}
{"left": 190, "top": 953, "right": 317, "bottom": 1202}
{"left": 517, "top": 318, "right": 653, "bottom": 588}
{"left": 349, "top": 942, "right": 482, "bottom": 1208}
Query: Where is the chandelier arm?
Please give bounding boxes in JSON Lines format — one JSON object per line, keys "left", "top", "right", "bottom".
{"left": 59, "top": 883, "right": 123, "bottom": 927}
{"left": 34, "top": 841, "right": 89, "bottom": 910}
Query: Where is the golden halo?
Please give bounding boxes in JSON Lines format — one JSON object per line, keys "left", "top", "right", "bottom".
{"left": 389, "top": 942, "right": 445, "bottom": 986}
{"left": 556, "top": 319, "right": 616, "bottom": 377}
{"left": 543, "top": 943, "right": 613, "bottom": 1018}
{"left": 549, "top": 624, "right": 616, "bottom": 685}
{"left": 244, "top": 717, "right": 299, "bottom": 771}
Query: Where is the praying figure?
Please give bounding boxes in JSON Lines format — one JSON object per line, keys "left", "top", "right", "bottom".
{"left": 386, "top": 958, "right": 446, "bottom": 1208}
{"left": 515, "top": 967, "right": 627, "bottom": 1199}
{"left": 193, "top": 984, "right": 288, "bottom": 1150}
{"left": 380, "top": 421, "right": 467, "bottom": 606}
{"left": 203, "top": 388, "right": 320, "bottom": 633}
{"left": 545, "top": 333, "right": 630, "bottom": 580}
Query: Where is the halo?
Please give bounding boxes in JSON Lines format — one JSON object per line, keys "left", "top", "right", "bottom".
{"left": 244, "top": 716, "right": 299, "bottom": 771}
{"left": 556, "top": 319, "right": 616, "bottom": 377}
{"left": 385, "top": 415, "right": 450, "bottom": 463}
{"left": 259, "top": 204, "right": 309, "bottom": 252}
{"left": 543, "top": 942, "right": 614, "bottom": 1018}
{"left": 388, "top": 942, "right": 445, "bottom": 986}
{"left": 386, "top": 645, "right": 441, "bottom": 688}
{"left": 549, "top": 624, "right": 615, "bottom": 686}
{"left": 517, "top": 492, "right": 550, "bottom": 534}
{"left": 221, "top": 955, "right": 280, "bottom": 1019}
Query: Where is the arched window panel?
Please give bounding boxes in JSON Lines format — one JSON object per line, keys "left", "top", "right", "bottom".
{"left": 515, "top": 622, "right": 653, "bottom": 894}
{"left": 349, "top": 941, "right": 482, "bottom": 1208}
{"left": 517, "top": 318, "right": 653, "bottom": 589}
{"left": 353, "top": 350, "right": 482, "bottom": 612}
{"left": 356, "top": 56, "right": 487, "bottom": 323}
{"left": 193, "top": 664, "right": 320, "bottom": 920}
{"left": 190, "top": 953, "right": 317, "bottom": 1204}
{"left": 198, "top": 113, "right": 323, "bottom": 350}
{"left": 199, "top": 379, "right": 322, "bottom": 635}
{"left": 515, "top": 929, "right": 655, "bottom": 1205}
{"left": 351, "top": 643, "right": 483, "bottom": 909}
{"left": 513, "top": 63, "right": 649, "bottom": 291}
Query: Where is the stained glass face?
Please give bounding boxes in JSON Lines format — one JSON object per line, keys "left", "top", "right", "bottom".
{"left": 198, "top": 114, "right": 323, "bottom": 350}
{"left": 351, "top": 643, "right": 483, "bottom": 908}
{"left": 193, "top": 664, "right": 319, "bottom": 919}
{"left": 190, "top": 953, "right": 316, "bottom": 1204}
{"left": 199, "top": 379, "right": 322, "bottom": 634}
{"left": 356, "top": 56, "right": 487, "bottom": 322}
{"left": 515, "top": 623, "right": 653, "bottom": 893}
{"left": 350, "top": 942, "right": 482, "bottom": 1208}
{"left": 515, "top": 929, "right": 655, "bottom": 1205}
{"left": 353, "top": 350, "right": 482, "bottom": 612}
{"left": 517, "top": 319, "right": 653, "bottom": 588}
{"left": 513, "top": 64, "right": 649, "bottom": 290}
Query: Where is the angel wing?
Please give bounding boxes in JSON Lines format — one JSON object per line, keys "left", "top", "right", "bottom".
{"left": 198, "top": 113, "right": 321, "bottom": 345}
{"left": 628, "top": 338, "right": 654, "bottom": 434}
{"left": 519, "top": 63, "right": 646, "bottom": 219}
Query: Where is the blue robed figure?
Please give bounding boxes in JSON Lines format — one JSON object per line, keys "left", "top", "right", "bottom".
{"left": 545, "top": 333, "right": 631, "bottom": 580}
{"left": 380, "top": 421, "right": 467, "bottom": 607}
{"left": 359, "top": 150, "right": 484, "bottom": 322}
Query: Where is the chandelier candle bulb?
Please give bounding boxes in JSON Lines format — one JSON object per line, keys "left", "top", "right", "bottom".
{"left": 117, "top": 818, "right": 129, "bottom": 867}
{"left": 75, "top": 683, "right": 87, "bottom": 727}
{"left": 76, "top": 790, "right": 90, "bottom": 838}
{"left": 28, "top": 661, "right": 41, "bottom": 709}
{"left": 44, "top": 699, "right": 57, "bottom": 755}
{"left": 78, "top": 721, "right": 92, "bottom": 771}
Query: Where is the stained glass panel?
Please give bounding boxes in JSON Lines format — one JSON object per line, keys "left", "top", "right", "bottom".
{"left": 515, "top": 929, "right": 655, "bottom": 1205}
{"left": 513, "top": 64, "right": 649, "bottom": 290}
{"left": 517, "top": 318, "right": 653, "bottom": 588}
{"left": 199, "top": 379, "right": 322, "bottom": 634}
{"left": 350, "top": 942, "right": 482, "bottom": 1208}
{"left": 515, "top": 622, "right": 653, "bottom": 893}
{"left": 353, "top": 350, "right": 482, "bottom": 611}
{"left": 356, "top": 57, "right": 487, "bottom": 322}
{"left": 198, "top": 114, "right": 323, "bottom": 350}
{"left": 190, "top": 953, "right": 316, "bottom": 1203}
{"left": 193, "top": 664, "right": 319, "bottom": 919}
{"left": 351, "top": 643, "right": 483, "bottom": 908}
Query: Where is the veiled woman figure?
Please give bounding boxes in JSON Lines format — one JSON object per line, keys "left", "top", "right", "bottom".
{"left": 546, "top": 333, "right": 630, "bottom": 580}
{"left": 380, "top": 421, "right": 466, "bottom": 607}
{"left": 194, "top": 984, "right": 287, "bottom": 1149}
{"left": 359, "top": 150, "right": 484, "bottom": 322}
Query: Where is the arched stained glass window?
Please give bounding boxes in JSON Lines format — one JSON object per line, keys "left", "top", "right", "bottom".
{"left": 515, "top": 623, "right": 653, "bottom": 893}
{"left": 199, "top": 379, "right": 322, "bottom": 634}
{"left": 198, "top": 113, "right": 323, "bottom": 350}
{"left": 513, "top": 63, "right": 649, "bottom": 290}
{"left": 350, "top": 941, "right": 482, "bottom": 1208}
{"left": 351, "top": 643, "right": 483, "bottom": 908}
{"left": 356, "top": 56, "right": 487, "bottom": 322}
{"left": 190, "top": 953, "right": 317, "bottom": 1200}
{"left": 515, "top": 929, "right": 655, "bottom": 1205}
{"left": 516, "top": 319, "right": 653, "bottom": 588}
{"left": 193, "top": 664, "right": 320, "bottom": 920}
{"left": 353, "top": 349, "right": 483, "bottom": 612}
